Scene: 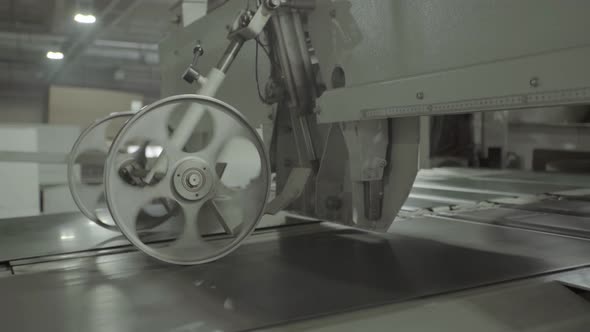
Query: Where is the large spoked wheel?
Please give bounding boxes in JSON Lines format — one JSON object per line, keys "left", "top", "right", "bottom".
{"left": 68, "top": 112, "right": 134, "bottom": 231}
{"left": 104, "top": 95, "right": 270, "bottom": 265}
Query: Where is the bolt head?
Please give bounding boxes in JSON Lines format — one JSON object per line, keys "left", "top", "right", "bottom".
{"left": 186, "top": 172, "right": 202, "bottom": 188}
{"left": 267, "top": 0, "right": 280, "bottom": 9}
{"left": 529, "top": 77, "right": 539, "bottom": 88}
{"left": 416, "top": 92, "right": 425, "bottom": 100}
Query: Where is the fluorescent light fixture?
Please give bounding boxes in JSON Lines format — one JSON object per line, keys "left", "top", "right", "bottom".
{"left": 46, "top": 51, "right": 64, "bottom": 60}
{"left": 74, "top": 13, "right": 96, "bottom": 24}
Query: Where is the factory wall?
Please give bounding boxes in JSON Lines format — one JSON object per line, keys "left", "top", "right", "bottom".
{"left": 0, "top": 85, "right": 46, "bottom": 124}
{"left": 0, "top": 85, "right": 146, "bottom": 127}
{"left": 48, "top": 86, "right": 143, "bottom": 128}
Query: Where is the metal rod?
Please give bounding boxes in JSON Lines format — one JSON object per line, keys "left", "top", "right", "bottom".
{"left": 216, "top": 39, "right": 245, "bottom": 73}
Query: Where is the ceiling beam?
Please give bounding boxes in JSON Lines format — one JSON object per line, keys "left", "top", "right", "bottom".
{"left": 0, "top": 31, "right": 159, "bottom": 65}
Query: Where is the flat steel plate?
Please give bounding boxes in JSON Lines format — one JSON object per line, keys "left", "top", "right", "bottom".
{"left": 414, "top": 176, "right": 577, "bottom": 196}
{"left": 478, "top": 171, "right": 590, "bottom": 187}
{"left": 0, "top": 212, "right": 132, "bottom": 262}
{"left": 2, "top": 215, "right": 590, "bottom": 332}
{"left": 0, "top": 212, "right": 318, "bottom": 263}
{"left": 403, "top": 187, "right": 508, "bottom": 211}
{"left": 505, "top": 198, "right": 590, "bottom": 217}
{"left": 443, "top": 207, "right": 590, "bottom": 239}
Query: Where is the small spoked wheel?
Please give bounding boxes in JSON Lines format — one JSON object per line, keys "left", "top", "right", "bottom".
{"left": 104, "top": 95, "right": 270, "bottom": 265}
{"left": 68, "top": 112, "right": 133, "bottom": 231}
{"left": 68, "top": 112, "right": 175, "bottom": 232}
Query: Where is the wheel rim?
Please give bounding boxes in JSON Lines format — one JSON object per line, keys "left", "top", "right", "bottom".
{"left": 68, "top": 112, "right": 134, "bottom": 231}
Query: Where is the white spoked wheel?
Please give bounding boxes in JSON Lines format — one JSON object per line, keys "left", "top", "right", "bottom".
{"left": 104, "top": 95, "right": 270, "bottom": 265}
{"left": 68, "top": 112, "right": 134, "bottom": 231}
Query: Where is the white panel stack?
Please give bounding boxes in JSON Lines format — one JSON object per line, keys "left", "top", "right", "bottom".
{"left": 0, "top": 124, "right": 81, "bottom": 218}
{"left": 0, "top": 126, "right": 40, "bottom": 218}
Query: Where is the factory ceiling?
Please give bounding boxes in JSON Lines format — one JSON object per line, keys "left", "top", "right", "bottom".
{"left": 0, "top": 0, "right": 180, "bottom": 100}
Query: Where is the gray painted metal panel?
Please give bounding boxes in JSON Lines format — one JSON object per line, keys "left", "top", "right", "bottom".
{"left": 318, "top": 47, "right": 590, "bottom": 122}
{"left": 310, "top": 0, "right": 590, "bottom": 122}
{"left": 159, "top": 0, "right": 272, "bottom": 127}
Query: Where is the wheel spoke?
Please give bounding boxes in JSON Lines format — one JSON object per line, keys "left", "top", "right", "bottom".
{"left": 108, "top": 174, "right": 174, "bottom": 232}
{"left": 215, "top": 162, "right": 227, "bottom": 177}
{"left": 164, "top": 201, "right": 212, "bottom": 250}
{"left": 210, "top": 201, "right": 233, "bottom": 235}
{"left": 122, "top": 109, "right": 172, "bottom": 148}
{"left": 212, "top": 182, "right": 250, "bottom": 233}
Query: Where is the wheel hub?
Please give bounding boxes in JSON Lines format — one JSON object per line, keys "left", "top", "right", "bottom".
{"left": 173, "top": 158, "right": 215, "bottom": 200}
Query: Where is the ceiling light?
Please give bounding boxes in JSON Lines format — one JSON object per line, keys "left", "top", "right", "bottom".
{"left": 74, "top": 13, "right": 96, "bottom": 24}
{"left": 46, "top": 51, "right": 64, "bottom": 60}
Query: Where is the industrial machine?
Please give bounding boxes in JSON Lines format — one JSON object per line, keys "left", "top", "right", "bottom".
{"left": 66, "top": 0, "right": 590, "bottom": 265}
{"left": 2, "top": 1, "right": 590, "bottom": 331}
{"left": 68, "top": 0, "right": 423, "bottom": 264}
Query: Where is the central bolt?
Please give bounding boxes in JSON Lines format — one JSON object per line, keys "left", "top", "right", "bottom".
{"left": 186, "top": 171, "right": 202, "bottom": 188}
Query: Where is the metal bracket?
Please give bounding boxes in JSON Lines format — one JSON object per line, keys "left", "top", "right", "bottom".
{"left": 265, "top": 167, "right": 312, "bottom": 214}
{"left": 229, "top": 1, "right": 278, "bottom": 41}
{"left": 182, "top": 43, "right": 205, "bottom": 84}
